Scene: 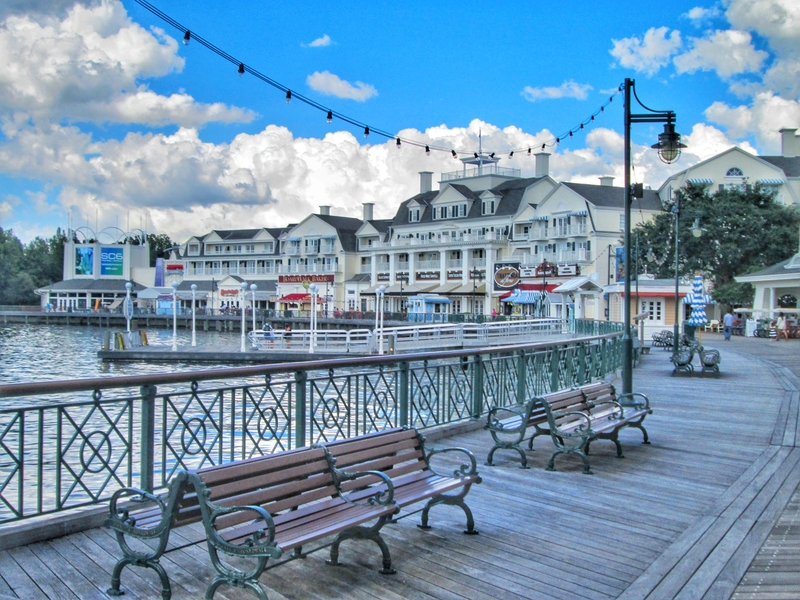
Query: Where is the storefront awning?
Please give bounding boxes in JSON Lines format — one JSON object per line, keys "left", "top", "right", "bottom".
{"left": 502, "top": 290, "right": 546, "bottom": 304}
{"left": 279, "top": 293, "right": 328, "bottom": 303}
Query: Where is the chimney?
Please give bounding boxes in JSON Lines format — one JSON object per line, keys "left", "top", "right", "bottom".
{"left": 599, "top": 176, "right": 615, "bottom": 187}
{"left": 362, "top": 202, "right": 374, "bottom": 222}
{"left": 319, "top": 205, "right": 330, "bottom": 216}
{"left": 780, "top": 128, "right": 798, "bottom": 157}
{"left": 534, "top": 152, "right": 550, "bottom": 177}
{"left": 419, "top": 171, "right": 433, "bottom": 193}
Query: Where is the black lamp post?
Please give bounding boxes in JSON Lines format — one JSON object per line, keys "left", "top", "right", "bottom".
{"left": 622, "top": 78, "right": 686, "bottom": 395}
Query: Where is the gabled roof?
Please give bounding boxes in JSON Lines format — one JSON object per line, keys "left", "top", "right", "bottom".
{"left": 736, "top": 256, "right": 800, "bottom": 280}
{"left": 760, "top": 156, "right": 800, "bottom": 178}
{"left": 562, "top": 183, "right": 662, "bottom": 211}
{"left": 311, "top": 214, "right": 365, "bottom": 252}
{"left": 210, "top": 229, "right": 264, "bottom": 241}
{"left": 391, "top": 177, "right": 543, "bottom": 227}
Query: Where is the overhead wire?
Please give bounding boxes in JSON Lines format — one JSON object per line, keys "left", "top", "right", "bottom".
{"left": 134, "top": 0, "right": 621, "bottom": 157}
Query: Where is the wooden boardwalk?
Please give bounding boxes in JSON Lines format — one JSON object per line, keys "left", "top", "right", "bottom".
{"left": 0, "top": 336, "right": 798, "bottom": 599}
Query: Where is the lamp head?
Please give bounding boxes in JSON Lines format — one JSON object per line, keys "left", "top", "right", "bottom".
{"left": 250, "top": 283, "right": 257, "bottom": 291}
{"left": 691, "top": 218, "right": 704, "bottom": 238}
{"left": 125, "top": 281, "right": 132, "bottom": 291}
{"left": 171, "top": 281, "right": 179, "bottom": 291}
{"left": 651, "top": 123, "right": 686, "bottom": 164}
{"left": 190, "top": 284, "right": 197, "bottom": 291}
{"left": 240, "top": 281, "right": 248, "bottom": 291}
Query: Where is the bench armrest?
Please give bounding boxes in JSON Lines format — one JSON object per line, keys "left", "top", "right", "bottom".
{"left": 331, "top": 467, "right": 396, "bottom": 507}
{"left": 617, "top": 392, "right": 651, "bottom": 411}
{"left": 204, "top": 503, "right": 282, "bottom": 560}
{"left": 106, "top": 486, "right": 171, "bottom": 539}
{"left": 549, "top": 409, "right": 593, "bottom": 437}
{"left": 485, "top": 403, "right": 530, "bottom": 433}
{"left": 425, "top": 446, "right": 479, "bottom": 479}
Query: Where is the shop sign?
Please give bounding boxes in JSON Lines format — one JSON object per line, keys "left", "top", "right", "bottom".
{"left": 278, "top": 274, "right": 334, "bottom": 283}
{"left": 447, "top": 270, "right": 463, "bottom": 279}
{"left": 533, "top": 262, "right": 558, "bottom": 277}
{"left": 557, "top": 264, "right": 578, "bottom": 276}
{"left": 416, "top": 271, "right": 440, "bottom": 280}
{"left": 220, "top": 289, "right": 240, "bottom": 297}
{"left": 493, "top": 262, "right": 520, "bottom": 291}
{"left": 377, "top": 273, "right": 390, "bottom": 281}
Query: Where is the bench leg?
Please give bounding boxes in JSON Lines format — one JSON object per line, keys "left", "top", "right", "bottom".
{"left": 419, "top": 487, "right": 479, "bottom": 535}
{"left": 486, "top": 443, "right": 529, "bottom": 469}
{"left": 327, "top": 517, "right": 396, "bottom": 575}
{"left": 547, "top": 446, "right": 593, "bottom": 475}
{"left": 626, "top": 421, "right": 650, "bottom": 444}
{"left": 108, "top": 556, "right": 172, "bottom": 600}
{"left": 206, "top": 577, "right": 268, "bottom": 600}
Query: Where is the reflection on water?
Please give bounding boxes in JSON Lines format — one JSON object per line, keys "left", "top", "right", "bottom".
{"left": 0, "top": 323, "right": 249, "bottom": 386}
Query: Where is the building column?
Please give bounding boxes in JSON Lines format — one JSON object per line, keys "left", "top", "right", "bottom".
{"left": 408, "top": 252, "right": 417, "bottom": 285}
{"left": 439, "top": 251, "right": 447, "bottom": 287}
{"left": 484, "top": 246, "right": 495, "bottom": 316}
{"left": 389, "top": 252, "right": 396, "bottom": 285}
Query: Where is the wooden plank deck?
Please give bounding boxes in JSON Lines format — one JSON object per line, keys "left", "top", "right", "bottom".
{"left": 0, "top": 335, "right": 798, "bottom": 599}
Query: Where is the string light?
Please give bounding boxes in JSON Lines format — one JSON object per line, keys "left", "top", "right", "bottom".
{"left": 425, "top": 145, "right": 430, "bottom": 155}
{"left": 364, "top": 126, "right": 370, "bottom": 139}
{"left": 133, "top": 0, "right": 621, "bottom": 159}
{"left": 509, "top": 151, "right": 514, "bottom": 158}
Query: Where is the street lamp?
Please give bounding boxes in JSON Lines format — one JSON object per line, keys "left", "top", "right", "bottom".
{"left": 240, "top": 281, "right": 248, "bottom": 352}
{"left": 671, "top": 204, "right": 704, "bottom": 355}
{"left": 471, "top": 269, "right": 484, "bottom": 321}
{"left": 376, "top": 284, "right": 386, "bottom": 354}
{"left": 309, "top": 283, "right": 318, "bottom": 353}
{"left": 124, "top": 281, "right": 132, "bottom": 333}
{"left": 171, "top": 280, "right": 179, "bottom": 351}
{"left": 622, "top": 77, "right": 686, "bottom": 395}
{"left": 190, "top": 284, "right": 197, "bottom": 347}
{"left": 250, "top": 283, "right": 258, "bottom": 349}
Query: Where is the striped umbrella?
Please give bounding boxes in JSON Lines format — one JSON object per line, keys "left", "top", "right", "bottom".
{"left": 686, "top": 274, "right": 709, "bottom": 329}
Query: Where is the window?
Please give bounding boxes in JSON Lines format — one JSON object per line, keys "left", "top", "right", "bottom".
{"left": 642, "top": 300, "right": 663, "bottom": 322}
{"left": 482, "top": 199, "right": 496, "bottom": 215}
{"left": 409, "top": 208, "right": 420, "bottom": 222}
{"left": 619, "top": 214, "right": 625, "bottom": 231}
{"left": 459, "top": 204, "right": 467, "bottom": 217}
{"left": 726, "top": 167, "right": 744, "bottom": 177}
{"left": 188, "top": 244, "right": 200, "bottom": 255}
{"left": 245, "top": 244, "right": 255, "bottom": 253}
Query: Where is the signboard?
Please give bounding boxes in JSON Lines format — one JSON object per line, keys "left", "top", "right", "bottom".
{"left": 615, "top": 247, "right": 626, "bottom": 282}
{"left": 220, "top": 289, "right": 240, "bottom": 297}
{"left": 123, "top": 298, "right": 133, "bottom": 320}
{"left": 447, "top": 270, "right": 463, "bottom": 280}
{"left": 278, "top": 274, "right": 334, "bottom": 283}
{"left": 165, "top": 261, "right": 184, "bottom": 273}
{"left": 493, "top": 262, "right": 521, "bottom": 291}
{"left": 75, "top": 246, "right": 94, "bottom": 275}
{"left": 557, "top": 264, "right": 578, "bottom": 276}
{"left": 100, "top": 247, "right": 124, "bottom": 276}
{"left": 416, "top": 272, "right": 440, "bottom": 280}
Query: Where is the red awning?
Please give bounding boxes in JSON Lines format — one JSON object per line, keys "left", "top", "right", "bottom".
{"left": 278, "top": 293, "right": 328, "bottom": 303}
{"left": 498, "top": 283, "right": 559, "bottom": 299}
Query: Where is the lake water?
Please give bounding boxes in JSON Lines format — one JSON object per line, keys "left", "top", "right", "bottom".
{"left": 0, "top": 323, "right": 248, "bottom": 386}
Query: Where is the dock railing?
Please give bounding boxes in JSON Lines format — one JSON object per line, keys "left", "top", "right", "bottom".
{"left": 0, "top": 321, "right": 622, "bottom": 524}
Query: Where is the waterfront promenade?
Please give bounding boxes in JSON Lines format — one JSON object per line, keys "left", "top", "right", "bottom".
{"left": 0, "top": 334, "right": 797, "bottom": 599}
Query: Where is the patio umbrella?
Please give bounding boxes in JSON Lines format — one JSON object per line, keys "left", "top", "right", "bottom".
{"left": 686, "top": 274, "right": 709, "bottom": 340}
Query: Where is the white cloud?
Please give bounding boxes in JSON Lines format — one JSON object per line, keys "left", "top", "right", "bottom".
{"left": 673, "top": 30, "right": 768, "bottom": 79}
{"left": 704, "top": 92, "right": 800, "bottom": 152}
{"left": 0, "top": 0, "right": 251, "bottom": 126}
{"left": 25, "top": 190, "right": 55, "bottom": 215}
{"left": 304, "top": 34, "right": 332, "bottom": 48}
{"left": 521, "top": 81, "right": 593, "bottom": 102}
{"left": 684, "top": 6, "right": 721, "bottom": 26}
{"left": 306, "top": 71, "right": 378, "bottom": 101}
{"left": 682, "top": 122, "right": 758, "bottom": 159}
{"left": 726, "top": 0, "right": 800, "bottom": 54}
{"left": 0, "top": 201, "right": 14, "bottom": 223}
{"left": 610, "top": 26, "right": 683, "bottom": 76}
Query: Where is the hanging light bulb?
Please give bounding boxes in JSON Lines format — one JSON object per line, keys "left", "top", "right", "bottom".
{"left": 183, "top": 30, "right": 191, "bottom": 45}
{"left": 489, "top": 152, "right": 495, "bottom": 159}
{"left": 580, "top": 123, "right": 584, "bottom": 130}
{"left": 451, "top": 150, "right": 457, "bottom": 158}
{"left": 425, "top": 145, "right": 430, "bottom": 155}
{"left": 285, "top": 90, "right": 292, "bottom": 104}
{"left": 527, "top": 148, "right": 532, "bottom": 155}
{"left": 556, "top": 138, "right": 560, "bottom": 144}
{"left": 238, "top": 63, "right": 245, "bottom": 77}
{"left": 591, "top": 115, "right": 595, "bottom": 121}
{"left": 541, "top": 144, "right": 546, "bottom": 150}
{"left": 473, "top": 152, "right": 478, "bottom": 158}
{"left": 326, "top": 110, "right": 333, "bottom": 123}
{"left": 364, "top": 126, "right": 370, "bottom": 138}
{"left": 569, "top": 131, "right": 573, "bottom": 138}
{"left": 509, "top": 151, "right": 514, "bottom": 158}
{"left": 396, "top": 137, "right": 401, "bottom": 148}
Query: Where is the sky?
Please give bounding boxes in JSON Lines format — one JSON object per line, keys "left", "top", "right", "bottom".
{"left": 1, "top": 0, "right": 799, "bottom": 244}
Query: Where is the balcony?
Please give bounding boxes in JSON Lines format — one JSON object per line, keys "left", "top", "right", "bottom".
{"left": 440, "top": 164, "right": 521, "bottom": 181}
{"left": 321, "top": 244, "right": 336, "bottom": 254}
{"left": 470, "top": 258, "right": 486, "bottom": 268}
{"left": 416, "top": 259, "right": 441, "bottom": 269}
{"left": 285, "top": 246, "right": 300, "bottom": 256}
{"left": 447, "top": 259, "right": 463, "bottom": 269}
{"left": 360, "top": 263, "right": 372, "bottom": 274}
{"left": 396, "top": 261, "right": 409, "bottom": 271}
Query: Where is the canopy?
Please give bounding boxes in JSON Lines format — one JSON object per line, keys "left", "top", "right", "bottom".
{"left": 278, "top": 293, "right": 327, "bottom": 303}
{"left": 502, "top": 290, "right": 545, "bottom": 304}
{"left": 686, "top": 275, "right": 710, "bottom": 327}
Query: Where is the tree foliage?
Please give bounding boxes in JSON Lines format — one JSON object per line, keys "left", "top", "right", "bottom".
{"left": 0, "top": 227, "right": 69, "bottom": 305}
{"left": 632, "top": 183, "right": 800, "bottom": 307}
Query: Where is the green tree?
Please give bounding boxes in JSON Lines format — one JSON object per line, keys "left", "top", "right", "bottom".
{"left": 0, "top": 228, "right": 26, "bottom": 305}
{"left": 633, "top": 183, "right": 800, "bottom": 307}
{"left": 147, "top": 233, "right": 175, "bottom": 266}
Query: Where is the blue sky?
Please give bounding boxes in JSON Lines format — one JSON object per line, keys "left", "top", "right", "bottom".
{"left": 1, "top": 0, "right": 798, "bottom": 243}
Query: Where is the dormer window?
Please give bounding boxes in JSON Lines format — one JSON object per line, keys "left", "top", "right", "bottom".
{"left": 409, "top": 208, "right": 421, "bottom": 222}
{"left": 726, "top": 167, "right": 744, "bottom": 177}
{"left": 482, "top": 199, "right": 496, "bottom": 215}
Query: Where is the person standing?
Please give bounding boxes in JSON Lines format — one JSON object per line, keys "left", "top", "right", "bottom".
{"left": 723, "top": 309, "right": 735, "bottom": 341}
{"left": 775, "top": 312, "right": 789, "bottom": 341}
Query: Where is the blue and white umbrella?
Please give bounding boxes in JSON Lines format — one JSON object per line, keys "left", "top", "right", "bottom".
{"left": 686, "top": 274, "right": 709, "bottom": 328}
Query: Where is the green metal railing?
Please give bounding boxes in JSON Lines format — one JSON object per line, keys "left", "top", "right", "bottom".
{"left": 0, "top": 323, "right": 622, "bottom": 523}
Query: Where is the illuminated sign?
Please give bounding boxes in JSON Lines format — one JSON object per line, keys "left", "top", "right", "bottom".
{"left": 75, "top": 247, "right": 94, "bottom": 276}
{"left": 278, "top": 275, "right": 335, "bottom": 283}
{"left": 493, "top": 262, "right": 520, "bottom": 291}
{"left": 100, "top": 247, "right": 124, "bottom": 276}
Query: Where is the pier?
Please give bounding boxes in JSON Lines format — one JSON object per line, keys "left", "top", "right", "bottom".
{"left": 0, "top": 334, "right": 798, "bottom": 598}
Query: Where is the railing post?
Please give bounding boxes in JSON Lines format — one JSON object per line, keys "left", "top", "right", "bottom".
{"left": 516, "top": 349, "right": 527, "bottom": 404}
{"left": 578, "top": 342, "right": 587, "bottom": 385}
{"left": 140, "top": 383, "right": 156, "bottom": 493}
{"left": 550, "top": 347, "right": 560, "bottom": 394}
{"left": 399, "top": 360, "right": 409, "bottom": 427}
{"left": 471, "top": 354, "right": 484, "bottom": 419}
{"left": 294, "top": 370, "right": 307, "bottom": 449}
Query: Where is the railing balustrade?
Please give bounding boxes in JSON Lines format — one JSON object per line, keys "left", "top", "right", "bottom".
{"left": 0, "top": 322, "right": 622, "bottom": 523}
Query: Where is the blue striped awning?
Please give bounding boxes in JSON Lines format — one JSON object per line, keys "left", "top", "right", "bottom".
{"left": 683, "top": 293, "right": 715, "bottom": 305}
{"left": 286, "top": 237, "right": 301, "bottom": 241}
{"left": 531, "top": 216, "right": 548, "bottom": 222}
{"left": 502, "top": 290, "right": 546, "bottom": 304}
{"left": 758, "top": 179, "right": 783, "bottom": 185}
{"left": 565, "top": 210, "right": 588, "bottom": 217}
{"left": 687, "top": 178, "right": 713, "bottom": 185}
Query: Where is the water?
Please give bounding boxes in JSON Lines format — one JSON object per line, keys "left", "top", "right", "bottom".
{"left": 0, "top": 323, "right": 249, "bottom": 386}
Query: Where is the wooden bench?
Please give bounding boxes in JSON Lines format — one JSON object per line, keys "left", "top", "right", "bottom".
{"left": 485, "top": 382, "right": 651, "bottom": 473}
{"left": 696, "top": 344, "right": 721, "bottom": 377}
{"left": 106, "top": 445, "right": 399, "bottom": 600}
{"left": 320, "top": 427, "right": 482, "bottom": 534}
{"left": 670, "top": 346, "right": 695, "bottom": 375}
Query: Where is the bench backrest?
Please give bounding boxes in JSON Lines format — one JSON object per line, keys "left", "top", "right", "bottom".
{"left": 173, "top": 446, "right": 334, "bottom": 531}
{"left": 580, "top": 382, "right": 616, "bottom": 406}
{"left": 321, "top": 427, "right": 427, "bottom": 492}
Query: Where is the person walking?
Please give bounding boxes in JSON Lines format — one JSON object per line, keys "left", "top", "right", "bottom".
{"left": 723, "top": 309, "right": 735, "bottom": 341}
{"left": 775, "top": 312, "right": 789, "bottom": 341}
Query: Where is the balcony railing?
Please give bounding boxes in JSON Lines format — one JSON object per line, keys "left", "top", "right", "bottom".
{"left": 416, "top": 259, "right": 441, "bottom": 269}
{"left": 447, "top": 259, "right": 463, "bottom": 268}
{"left": 440, "top": 165, "right": 521, "bottom": 181}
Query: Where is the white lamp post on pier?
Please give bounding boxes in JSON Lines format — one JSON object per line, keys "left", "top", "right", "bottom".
{"left": 190, "top": 284, "right": 197, "bottom": 347}
{"left": 240, "top": 281, "right": 248, "bottom": 352}
{"left": 171, "top": 280, "right": 179, "bottom": 351}
{"left": 250, "top": 283, "right": 258, "bottom": 349}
